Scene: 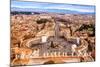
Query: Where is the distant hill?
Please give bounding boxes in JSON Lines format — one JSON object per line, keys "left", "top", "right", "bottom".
{"left": 11, "top": 7, "right": 95, "bottom": 14}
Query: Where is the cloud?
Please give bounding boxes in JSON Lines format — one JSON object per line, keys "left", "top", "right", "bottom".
{"left": 17, "top": 0, "right": 95, "bottom": 5}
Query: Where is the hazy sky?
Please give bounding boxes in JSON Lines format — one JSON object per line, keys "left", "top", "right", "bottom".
{"left": 11, "top": 0, "right": 95, "bottom": 13}
{"left": 14, "top": 0, "right": 95, "bottom": 5}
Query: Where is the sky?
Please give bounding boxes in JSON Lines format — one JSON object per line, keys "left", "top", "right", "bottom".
{"left": 11, "top": 0, "right": 95, "bottom": 14}
{"left": 14, "top": 0, "right": 95, "bottom": 5}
